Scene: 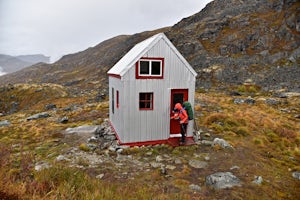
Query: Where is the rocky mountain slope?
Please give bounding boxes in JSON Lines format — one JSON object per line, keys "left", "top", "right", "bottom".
{"left": 0, "top": 0, "right": 299, "bottom": 94}
{"left": 0, "top": 54, "right": 50, "bottom": 74}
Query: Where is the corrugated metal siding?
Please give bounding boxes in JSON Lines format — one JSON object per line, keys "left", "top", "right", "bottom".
{"left": 119, "top": 38, "right": 196, "bottom": 143}
{"left": 109, "top": 77, "right": 124, "bottom": 141}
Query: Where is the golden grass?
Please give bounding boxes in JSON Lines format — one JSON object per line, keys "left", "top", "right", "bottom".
{"left": 1, "top": 88, "right": 300, "bottom": 199}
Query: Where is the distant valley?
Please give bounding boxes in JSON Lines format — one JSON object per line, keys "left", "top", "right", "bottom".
{"left": 0, "top": 54, "right": 50, "bottom": 75}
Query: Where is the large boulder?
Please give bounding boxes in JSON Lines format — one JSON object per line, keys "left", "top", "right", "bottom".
{"left": 64, "top": 125, "right": 102, "bottom": 135}
{"left": 206, "top": 172, "right": 241, "bottom": 189}
{"left": 0, "top": 120, "right": 10, "bottom": 127}
{"left": 27, "top": 112, "right": 50, "bottom": 120}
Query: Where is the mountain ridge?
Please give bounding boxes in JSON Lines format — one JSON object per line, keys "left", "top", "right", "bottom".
{"left": 0, "top": 54, "right": 50, "bottom": 74}
{"left": 0, "top": 0, "right": 299, "bottom": 94}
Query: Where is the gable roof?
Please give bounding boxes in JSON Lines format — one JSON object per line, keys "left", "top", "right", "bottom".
{"left": 107, "top": 33, "right": 197, "bottom": 77}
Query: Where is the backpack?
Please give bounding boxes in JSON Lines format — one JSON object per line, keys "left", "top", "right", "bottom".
{"left": 182, "top": 101, "right": 194, "bottom": 120}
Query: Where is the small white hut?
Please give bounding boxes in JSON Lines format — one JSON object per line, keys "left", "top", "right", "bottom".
{"left": 107, "top": 33, "right": 197, "bottom": 146}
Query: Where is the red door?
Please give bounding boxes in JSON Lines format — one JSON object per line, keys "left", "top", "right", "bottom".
{"left": 170, "top": 89, "right": 188, "bottom": 134}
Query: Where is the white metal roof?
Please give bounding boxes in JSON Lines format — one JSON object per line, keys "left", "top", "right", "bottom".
{"left": 107, "top": 32, "right": 197, "bottom": 77}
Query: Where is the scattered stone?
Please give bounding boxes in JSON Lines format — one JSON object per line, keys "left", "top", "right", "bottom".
{"left": 205, "top": 172, "right": 241, "bottom": 189}
{"left": 166, "top": 165, "right": 176, "bottom": 170}
{"left": 146, "top": 151, "right": 153, "bottom": 156}
{"left": 59, "top": 116, "right": 69, "bottom": 123}
{"left": 160, "top": 166, "right": 167, "bottom": 175}
{"left": 156, "top": 155, "right": 163, "bottom": 162}
{"left": 265, "top": 98, "right": 280, "bottom": 105}
{"left": 189, "top": 184, "right": 201, "bottom": 192}
{"left": 252, "top": 176, "right": 263, "bottom": 184}
{"left": 96, "top": 174, "right": 105, "bottom": 179}
{"left": 56, "top": 155, "right": 69, "bottom": 162}
{"left": 103, "top": 135, "right": 116, "bottom": 141}
{"left": 233, "top": 97, "right": 255, "bottom": 105}
{"left": 35, "top": 161, "right": 51, "bottom": 171}
{"left": 64, "top": 125, "right": 102, "bottom": 135}
{"left": 45, "top": 103, "right": 56, "bottom": 110}
{"left": 201, "top": 140, "right": 213, "bottom": 146}
{"left": 0, "top": 120, "right": 10, "bottom": 127}
{"left": 204, "top": 156, "right": 210, "bottom": 161}
{"left": 87, "top": 136, "right": 98, "bottom": 143}
{"left": 292, "top": 171, "right": 300, "bottom": 180}
{"left": 150, "top": 162, "right": 163, "bottom": 168}
{"left": 230, "top": 166, "right": 240, "bottom": 170}
{"left": 174, "top": 158, "right": 182, "bottom": 164}
{"left": 234, "top": 98, "right": 244, "bottom": 104}
{"left": 212, "top": 138, "right": 233, "bottom": 149}
{"left": 27, "top": 112, "right": 50, "bottom": 120}
{"left": 189, "top": 159, "right": 208, "bottom": 169}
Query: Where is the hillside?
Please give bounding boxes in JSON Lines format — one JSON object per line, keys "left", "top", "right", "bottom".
{"left": 0, "top": 0, "right": 299, "bottom": 95}
{"left": 0, "top": 85, "right": 299, "bottom": 199}
{"left": 0, "top": 1, "right": 300, "bottom": 199}
{"left": 0, "top": 54, "right": 50, "bottom": 74}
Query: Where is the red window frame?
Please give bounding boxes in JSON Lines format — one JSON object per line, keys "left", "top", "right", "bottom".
{"left": 136, "top": 57, "right": 164, "bottom": 79}
{"left": 116, "top": 90, "right": 119, "bottom": 109}
{"left": 139, "top": 92, "right": 153, "bottom": 110}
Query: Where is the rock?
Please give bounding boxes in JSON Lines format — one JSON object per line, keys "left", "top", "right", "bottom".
{"left": 156, "top": 155, "right": 164, "bottom": 162}
{"left": 0, "top": 120, "right": 10, "bottom": 127}
{"left": 59, "top": 116, "right": 69, "bottom": 123}
{"left": 64, "top": 125, "right": 101, "bottom": 135}
{"left": 160, "top": 166, "right": 167, "bottom": 175}
{"left": 252, "top": 176, "right": 263, "bottom": 184}
{"left": 56, "top": 155, "right": 69, "bottom": 162}
{"left": 205, "top": 172, "right": 241, "bottom": 189}
{"left": 150, "top": 162, "right": 163, "bottom": 168}
{"left": 96, "top": 174, "right": 105, "bottom": 179}
{"left": 166, "top": 165, "right": 176, "bottom": 170}
{"left": 265, "top": 98, "right": 280, "bottom": 105}
{"left": 174, "top": 158, "right": 182, "bottom": 164}
{"left": 189, "top": 184, "right": 201, "bottom": 192}
{"left": 45, "top": 103, "right": 56, "bottom": 110}
{"left": 244, "top": 97, "right": 255, "bottom": 104}
{"left": 230, "top": 166, "right": 240, "bottom": 170}
{"left": 292, "top": 171, "right": 300, "bottom": 180}
{"left": 201, "top": 140, "right": 213, "bottom": 146}
{"left": 234, "top": 98, "right": 245, "bottom": 104}
{"left": 27, "top": 112, "right": 50, "bottom": 120}
{"left": 35, "top": 161, "right": 51, "bottom": 171}
{"left": 87, "top": 136, "right": 98, "bottom": 143}
{"left": 212, "top": 138, "right": 233, "bottom": 149}
{"left": 103, "top": 134, "right": 116, "bottom": 141}
{"left": 189, "top": 159, "right": 208, "bottom": 169}
{"left": 233, "top": 97, "right": 255, "bottom": 105}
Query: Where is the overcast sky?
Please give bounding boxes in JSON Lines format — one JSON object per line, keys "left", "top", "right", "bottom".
{"left": 0, "top": 0, "right": 212, "bottom": 62}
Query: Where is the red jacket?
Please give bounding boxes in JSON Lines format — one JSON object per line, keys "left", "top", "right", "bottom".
{"left": 172, "top": 103, "right": 188, "bottom": 124}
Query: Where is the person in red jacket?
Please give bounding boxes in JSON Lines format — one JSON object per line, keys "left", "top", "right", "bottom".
{"left": 171, "top": 103, "right": 188, "bottom": 144}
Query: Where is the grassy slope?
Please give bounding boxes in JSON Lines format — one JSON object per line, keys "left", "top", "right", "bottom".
{"left": 0, "top": 84, "right": 299, "bottom": 199}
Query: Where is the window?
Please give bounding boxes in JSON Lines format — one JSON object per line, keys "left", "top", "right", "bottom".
{"left": 112, "top": 88, "right": 114, "bottom": 114}
{"left": 139, "top": 92, "right": 153, "bottom": 110}
{"left": 116, "top": 90, "right": 119, "bottom": 109}
{"left": 136, "top": 57, "right": 164, "bottom": 79}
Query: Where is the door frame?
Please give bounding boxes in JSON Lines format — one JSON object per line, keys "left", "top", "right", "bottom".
{"left": 170, "top": 89, "right": 188, "bottom": 135}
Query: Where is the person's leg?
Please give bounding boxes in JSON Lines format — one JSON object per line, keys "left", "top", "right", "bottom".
{"left": 180, "top": 123, "right": 187, "bottom": 143}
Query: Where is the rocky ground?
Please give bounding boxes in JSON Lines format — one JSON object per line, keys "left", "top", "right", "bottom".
{"left": 0, "top": 85, "right": 299, "bottom": 199}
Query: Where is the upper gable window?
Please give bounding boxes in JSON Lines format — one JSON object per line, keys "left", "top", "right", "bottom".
{"left": 136, "top": 57, "right": 164, "bottom": 79}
